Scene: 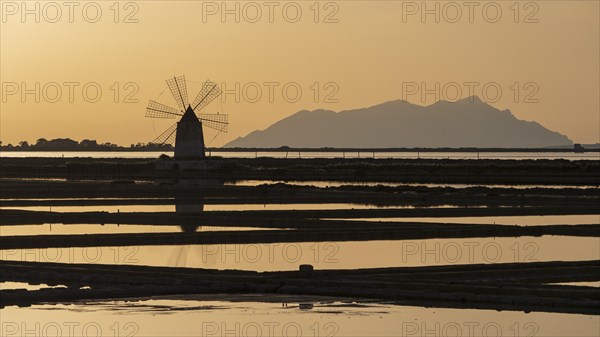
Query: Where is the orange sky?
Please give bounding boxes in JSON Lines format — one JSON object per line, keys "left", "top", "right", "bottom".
{"left": 1, "top": 1, "right": 598, "bottom": 146}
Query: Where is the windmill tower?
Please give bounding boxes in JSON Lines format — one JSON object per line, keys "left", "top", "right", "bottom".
{"left": 146, "top": 76, "right": 228, "bottom": 160}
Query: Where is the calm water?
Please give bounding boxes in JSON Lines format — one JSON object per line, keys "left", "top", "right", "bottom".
{"left": 0, "top": 203, "right": 422, "bottom": 213}
{"left": 0, "top": 282, "right": 64, "bottom": 291}
{"left": 1, "top": 296, "right": 598, "bottom": 336}
{"left": 0, "top": 224, "right": 278, "bottom": 236}
{"left": 332, "top": 215, "right": 600, "bottom": 226}
{"left": 1, "top": 175, "right": 598, "bottom": 333}
{"left": 2, "top": 151, "right": 598, "bottom": 160}
{"left": 2, "top": 236, "right": 597, "bottom": 271}
{"left": 228, "top": 180, "right": 599, "bottom": 189}
{"left": 0, "top": 212, "right": 595, "bottom": 237}
{"left": 0, "top": 214, "right": 594, "bottom": 237}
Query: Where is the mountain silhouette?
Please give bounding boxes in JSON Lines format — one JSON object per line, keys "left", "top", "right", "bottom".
{"left": 225, "top": 97, "right": 572, "bottom": 148}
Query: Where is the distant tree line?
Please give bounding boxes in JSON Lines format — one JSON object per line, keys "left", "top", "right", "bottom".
{"left": 0, "top": 138, "right": 173, "bottom": 151}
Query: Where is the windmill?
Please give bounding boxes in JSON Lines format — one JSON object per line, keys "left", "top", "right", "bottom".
{"left": 146, "top": 76, "right": 228, "bottom": 159}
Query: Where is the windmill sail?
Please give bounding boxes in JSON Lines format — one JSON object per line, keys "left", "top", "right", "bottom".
{"left": 166, "top": 76, "right": 189, "bottom": 110}
{"left": 146, "top": 100, "right": 183, "bottom": 119}
{"left": 146, "top": 76, "right": 229, "bottom": 161}
{"left": 197, "top": 113, "right": 228, "bottom": 133}
{"left": 150, "top": 123, "right": 177, "bottom": 145}
{"left": 192, "top": 80, "right": 221, "bottom": 111}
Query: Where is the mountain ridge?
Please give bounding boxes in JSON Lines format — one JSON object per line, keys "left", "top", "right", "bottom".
{"left": 225, "top": 97, "right": 572, "bottom": 148}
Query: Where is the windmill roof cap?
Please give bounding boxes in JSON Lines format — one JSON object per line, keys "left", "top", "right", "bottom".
{"left": 180, "top": 106, "right": 201, "bottom": 124}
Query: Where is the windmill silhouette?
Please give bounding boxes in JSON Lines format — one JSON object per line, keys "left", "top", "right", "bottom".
{"left": 146, "top": 76, "right": 228, "bottom": 159}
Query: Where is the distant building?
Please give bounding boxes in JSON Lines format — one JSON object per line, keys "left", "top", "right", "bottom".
{"left": 574, "top": 143, "right": 585, "bottom": 153}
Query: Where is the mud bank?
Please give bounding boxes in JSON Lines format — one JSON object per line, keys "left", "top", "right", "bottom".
{"left": 2, "top": 260, "right": 599, "bottom": 315}
{"left": 1, "top": 157, "right": 598, "bottom": 185}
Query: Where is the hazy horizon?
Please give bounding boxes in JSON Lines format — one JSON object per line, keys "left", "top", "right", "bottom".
{"left": 1, "top": 95, "right": 590, "bottom": 148}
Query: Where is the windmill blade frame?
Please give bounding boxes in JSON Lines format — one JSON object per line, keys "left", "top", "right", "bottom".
{"left": 146, "top": 100, "right": 183, "bottom": 119}
{"left": 192, "top": 80, "right": 221, "bottom": 112}
{"left": 145, "top": 75, "right": 230, "bottom": 157}
{"left": 149, "top": 123, "right": 178, "bottom": 146}
{"left": 197, "top": 113, "right": 229, "bottom": 133}
{"left": 166, "top": 76, "right": 189, "bottom": 110}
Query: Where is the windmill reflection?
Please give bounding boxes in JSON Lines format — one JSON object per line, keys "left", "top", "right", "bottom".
{"left": 167, "top": 175, "right": 228, "bottom": 268}
{"left": 176, "top": 197, "right": 205, "bottom": 233}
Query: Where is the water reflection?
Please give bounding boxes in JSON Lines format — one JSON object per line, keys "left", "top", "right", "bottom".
{"left": 0, "top": 282, "right": 65, "bottom": 291}
{"left": 176, "top": 197, "right": 204, "bottom": 233}
{"left": 550, "top": 281, "right": 600, "bottom": 287}
{"left": 0, "top": 203, "right": 422, "bottom": 212}
{"left": 227, "top": 179, "right": 599, "bottom": 190}
{"left": 1, "top": 296, "right": 598, "bottom": 336}
{"left": 3, "top": 236, "right": 596, "bottom": 271}
{"left": 334, "top": 214, "right": 600, "bottom": 226}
